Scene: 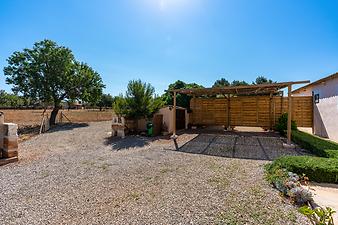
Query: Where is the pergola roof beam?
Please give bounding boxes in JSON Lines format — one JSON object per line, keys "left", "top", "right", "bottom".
{"left": 168, "top": 80, "right": 310, "bottom": 96}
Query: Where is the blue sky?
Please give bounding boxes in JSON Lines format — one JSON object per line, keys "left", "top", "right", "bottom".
{"left": 1, "top": 0, "right": 338, "bottom": 95}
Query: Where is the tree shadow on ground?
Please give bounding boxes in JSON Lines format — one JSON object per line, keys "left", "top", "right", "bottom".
{"left": 48, "top": 123, "right": 89, "bottom": 133}
{"left": 104, "top": 135, "right": 171, "bottom": 151}
{"left": 18, "top": 125, "right": 41, "bottom": 142}
{"left": 171, "top": 129, "right": 310, "bottom": 161}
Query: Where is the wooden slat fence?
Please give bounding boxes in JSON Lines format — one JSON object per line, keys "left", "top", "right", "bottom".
{"left": 190, "top": 96, "right": 313, "bottom": 128}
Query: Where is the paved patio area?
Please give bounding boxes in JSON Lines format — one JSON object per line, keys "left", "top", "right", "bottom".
{"left": 177, "top": 130, "right": 307, "bottom": 160}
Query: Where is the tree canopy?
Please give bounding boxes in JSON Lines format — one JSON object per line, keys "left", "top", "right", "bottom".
{"left": 113, "top": 80, "right": 163, "bottom": 119}
{"left": 162, "top": 80, "right": 204, "bottom": 109}
{"left": 231, "top": 80, "right": 249, "bottom": 86}
{"left": 254, "top": 76, "right": 274, "bottom": 84}
{"left": 213, "top": 78, "right": 230, "bottom": 88}
{"left": 0, "top": 90, "right": 24, "bottom": 108}
{"left": 213, "top": 76, "right": 275, "bottom": 88}
{"left": 3, "top": 39, "right": 105, "bottom": 124}
{"left": 97, "top": 93, "right": 114, "bottom": 110}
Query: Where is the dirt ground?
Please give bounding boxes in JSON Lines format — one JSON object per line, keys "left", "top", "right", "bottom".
{"left": 0, "top": 121, "right": 309, "bottom": 225}
{"left": 1, "top": 109, "right": 113, "bottom": 141}
{"left": 1, "top": 109, "right": 113, "bottom": 126}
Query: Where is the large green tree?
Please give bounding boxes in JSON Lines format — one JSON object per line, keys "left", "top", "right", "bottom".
{"left": 162, "top": 80, "right": 203, "bottom": 109}
{"left": 213, "top": 78, "right": 230, "bottom": 87}
{"left": 4, "top": 40, "right": 105, "bottom": 125}
{"left": 254, "top": 76, "right": 274, "bottom": 84}
{"left": 113, "top": 80, "right": 163, "bottom": 119}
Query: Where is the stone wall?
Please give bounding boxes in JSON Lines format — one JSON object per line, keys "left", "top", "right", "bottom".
{"left": 0, "top": 112, "right": 19, "bottom": 165}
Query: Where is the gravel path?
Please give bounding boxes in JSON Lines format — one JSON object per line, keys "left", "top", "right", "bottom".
{"left": 0, "top": 122, "right": 309, "bottom": 224}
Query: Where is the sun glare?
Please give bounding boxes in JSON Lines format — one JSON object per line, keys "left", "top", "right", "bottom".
{"left": 144, "top": 0, "right": 192, "bottom": 12}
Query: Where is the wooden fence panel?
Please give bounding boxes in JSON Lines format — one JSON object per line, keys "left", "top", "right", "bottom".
{"left": 190, "top": 96, "right": 313, "bottom": 128}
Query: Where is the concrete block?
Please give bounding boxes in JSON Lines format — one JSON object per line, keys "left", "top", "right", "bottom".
{"left": 2, "top": 148, "right": 18, "bottom": 158}
{"left": 283, "top": 143, "right": 296, "bottom": 148}
{"left": 3, "top": 136, "right": 18, "bottom": 149}
{"left": 1, "top": 123, "right": 18, "bottom": 137}
{"left": 117, "top": 129, "right": 125, "bottom": 138}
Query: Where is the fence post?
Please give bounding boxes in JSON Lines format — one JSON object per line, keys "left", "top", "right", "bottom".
{"left": 172, "top": 91, "right": 177, "bottom": 138}
{"left": 227, "top": 94, "right": 230, "bottom": 130}
{"left": 287, "top": 84, "right": 292, "bottom": 145}
{"left": 59, "top": 112, "right": 62, "bottom": 123}
{"left": 269, "top": 93, "right": 273, "bottom": 130}
{"left": 0, "top": 112, "right": 4, "bottom": 151}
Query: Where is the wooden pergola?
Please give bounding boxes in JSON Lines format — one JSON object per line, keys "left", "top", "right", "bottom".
{"left": 170, "top": 80, "right": 310, "bottom": 145}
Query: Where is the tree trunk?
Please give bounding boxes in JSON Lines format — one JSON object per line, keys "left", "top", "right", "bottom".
{"left": 50, "top": 106, "right": 60, "bottom": 126}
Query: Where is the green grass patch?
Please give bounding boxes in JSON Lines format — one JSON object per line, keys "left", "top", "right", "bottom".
{"left": 269, "top": 156, "right": 338, "bottom": 183}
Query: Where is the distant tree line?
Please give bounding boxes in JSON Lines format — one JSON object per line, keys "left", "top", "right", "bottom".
{"left": 213, "top": 76, "right": 274, "bottom": 88}
{"left": 0, "top": 90, "right": 27, "bottom": 108}
{"left": 0, "top": 89, "right": 114, "bottom": 110}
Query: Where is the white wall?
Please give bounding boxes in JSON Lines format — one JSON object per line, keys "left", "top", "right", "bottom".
{"left": 293, "top": 78, "right": 338, "bottom": 142}
{"left": 314, "top": 96, "right": 338, "bottom": 141}
{"left": 158, "top": 107, "right": 173, "bottom": 133}
{"left": 157, "top": 107, "right": 188, "bottom": 134}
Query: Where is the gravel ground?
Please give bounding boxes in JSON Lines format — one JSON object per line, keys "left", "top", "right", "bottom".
{"left": 0, "top": 121, "right": 309, "bottom": 225}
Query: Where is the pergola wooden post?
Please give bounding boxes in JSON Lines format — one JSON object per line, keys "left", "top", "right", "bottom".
{"left": 269, "top": 92, "right": 273, "bottom": 130}
{"left": 172, "top": 91, "right": 177, "bottom": 138}
{"left": 227, "top": 94, "right": 230, "bottom": 130}
{"left": 287, "top": 84, "right": 292, "bottom": 145}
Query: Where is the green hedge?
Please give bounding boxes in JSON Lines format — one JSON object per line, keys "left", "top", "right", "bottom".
{"left": 325, "top": 150, "right": 338, "bottom": 159}
{"left": 270, "top": 123, "right": 338, "bottom": 183}
{"left": 292, "top": 130, "right": 338, "bottom": 157}
{"left": 271, "top": 156, "right": 338, "bottom": 183}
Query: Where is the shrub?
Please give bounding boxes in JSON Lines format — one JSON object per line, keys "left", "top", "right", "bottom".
{"left": 299, "top": 205, "right": 335, "bottom": 225}
{"left": 275, "top": 113, "right": 297, "bottom": 135}
{"left": 113, "top": 80, "right": 164, "bottom": 119}
{"left": 270, "top": 156, "right": 338, "bottom": 183}
{"left": 292, "top": 130, "right": 338, "bottom": 157}
{"left": 265, "top": 165, "right": 289, "bottom": 194}
{"left": 264, "top": 164, "right": 313, "bottom": 204}
{"left": 288, "top": 187, "right": 313, "bottom": 205}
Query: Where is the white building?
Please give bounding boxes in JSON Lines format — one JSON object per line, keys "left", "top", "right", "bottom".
{"left": 156, "top": 106, "right": 188, "bottom": 134}
{"left": 292, "top": 73, "right": 338, "bottom": 142}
